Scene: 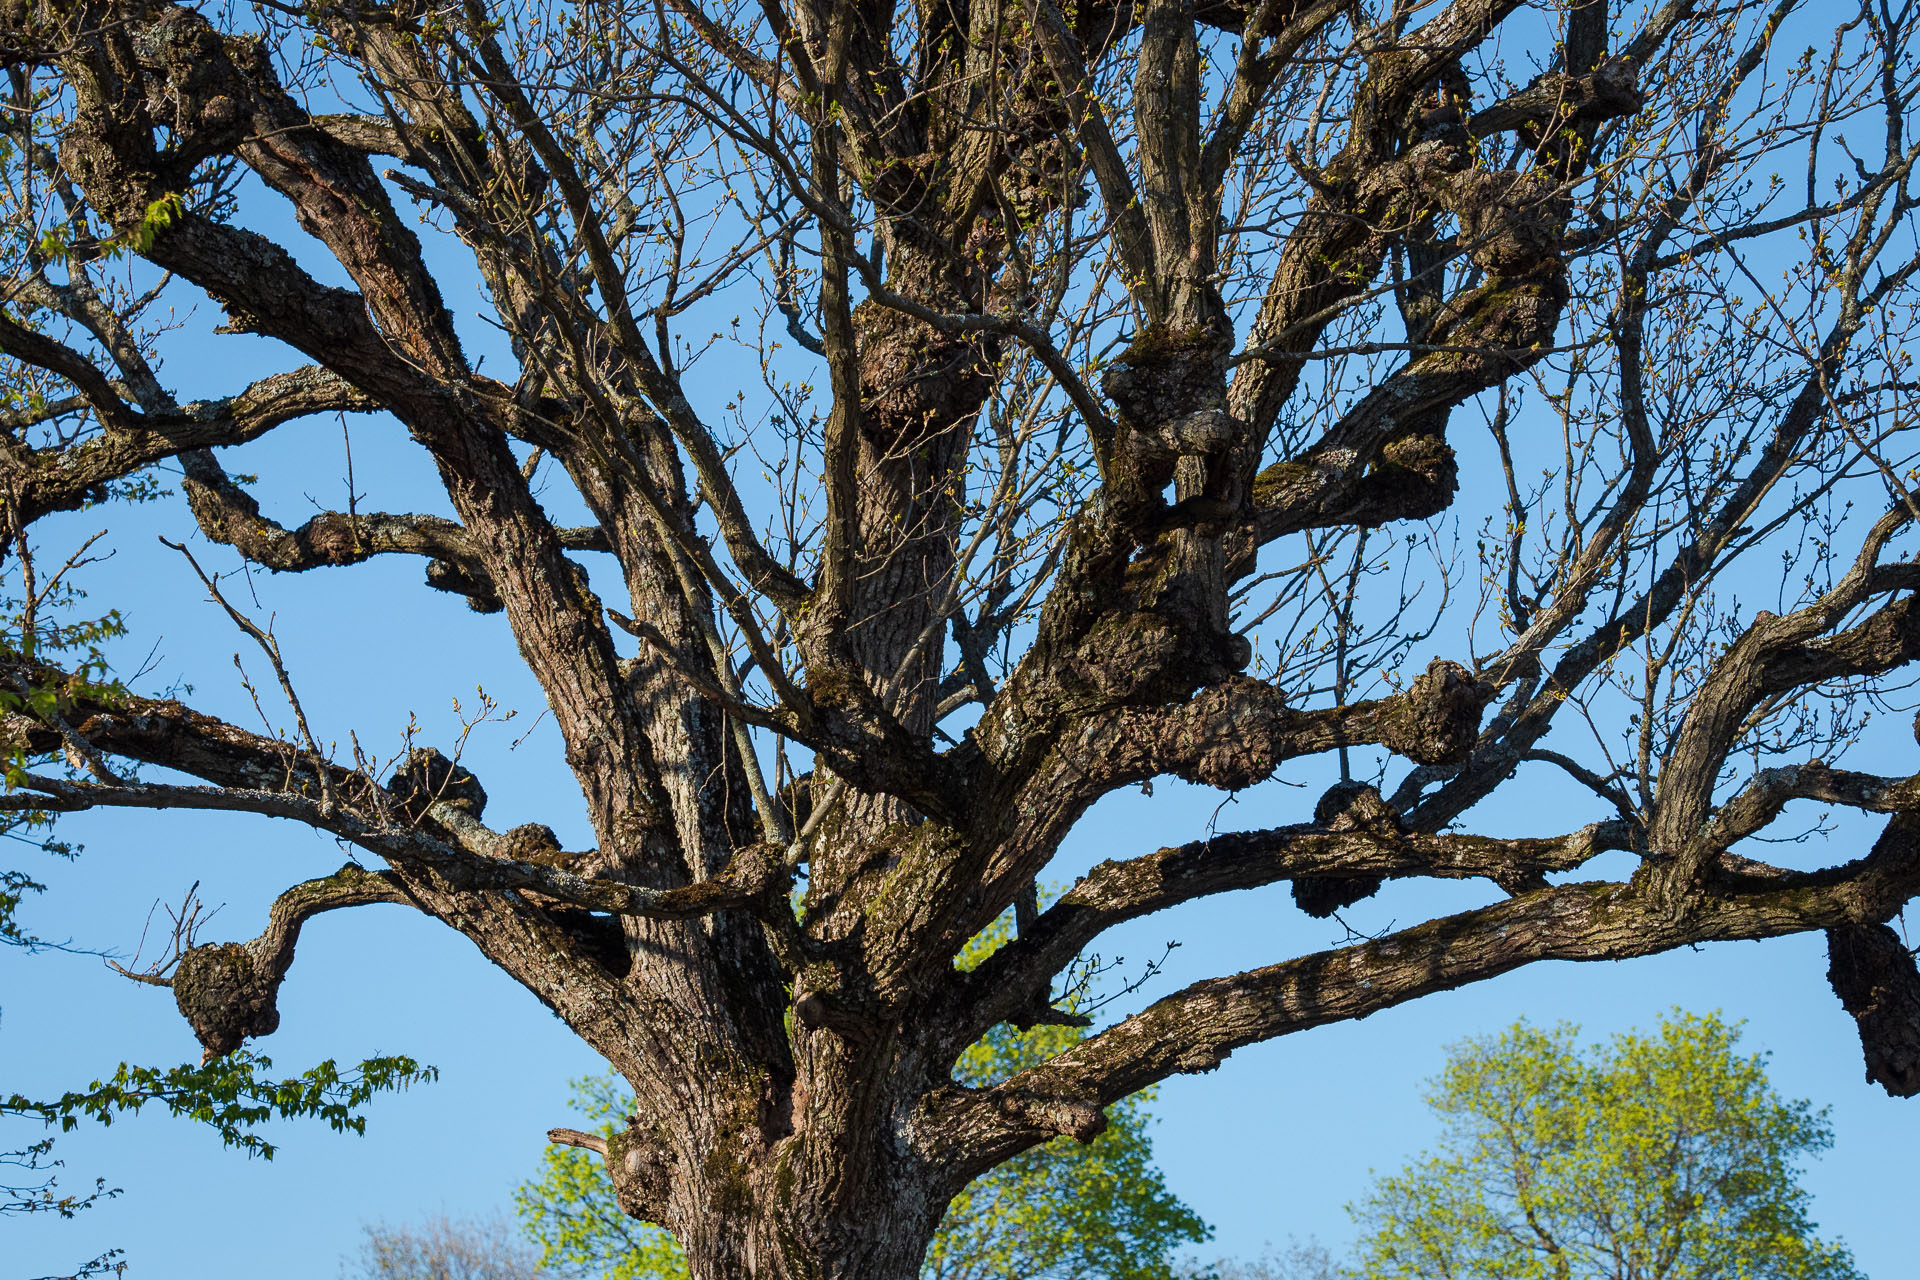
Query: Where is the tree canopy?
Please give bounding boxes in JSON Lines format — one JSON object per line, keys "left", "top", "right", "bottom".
{"left": 2, "top": 0, "right": 1919, "bottom": 1274}
{"left": 1349, "top": 1013, "right": 1862, "bottom": 1280}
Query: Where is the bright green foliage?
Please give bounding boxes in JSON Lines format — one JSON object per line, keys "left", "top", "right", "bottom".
{"left": 923, "top": 1013, "right": 1208, "bottom": 1280}
{"left": 1349, "top": 1012, "right": 1862, "bottom": 1280}
{"left": 518, "top": 917, "right": 1209, "bottom": 1280}
{"left": 0, "top": 864, "right": 48, "bottom": 948}
{"left": 514, "top": 1073, "right": 691, "bottom": 1280}
{"left": 3, "top": 1049, "right": 432, "bottom": 1279}
{"left": 4, "top": 1050, "right": 439, "bottom": 1158}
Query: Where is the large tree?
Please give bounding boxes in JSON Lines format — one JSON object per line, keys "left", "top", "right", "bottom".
{"left": 1, "top": 0, "right": 1918, "bottom": 1276}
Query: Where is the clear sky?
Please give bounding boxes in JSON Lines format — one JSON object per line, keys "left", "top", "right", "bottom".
{"left": 6, "top": 30, "right": 1919, "bottom": 1280}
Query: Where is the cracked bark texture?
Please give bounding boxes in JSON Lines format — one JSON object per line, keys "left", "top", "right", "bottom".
{"left": 2, "top": 0, "right": 1919, "bottom": 1276}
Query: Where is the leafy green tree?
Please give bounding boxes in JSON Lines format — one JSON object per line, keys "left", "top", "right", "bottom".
{"left": 513, "top": 1073, "right": 700, "bottom": 1280}
{"left": 1349, "top": 1013, "right": 1862, "bottom": 1280}
{"left": 519, "top": 921, "right": 1208, "bottom": 1280}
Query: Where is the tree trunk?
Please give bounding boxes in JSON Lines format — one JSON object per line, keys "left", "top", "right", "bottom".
{"left": 588, "top": 1048, "right": 949, "bottom": 1280}
{"left": 677, "top": 1164, "right": 947, "bottom": 1280}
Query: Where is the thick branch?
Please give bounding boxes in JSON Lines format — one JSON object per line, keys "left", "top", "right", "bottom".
{"left": 4, "top": 366, "right": 377, "bottom": 526}
{"left": 1657, "top": 571, "right": 1920, "bottom": 868}
{"left": 951, "top": 816, "right": 1630, "bottom": 1047}
{"left": 1465, "top": 57, "right": 1645, "bottom": 139}
{"left": 1710, "top": 760, "right": 1920, "bottom": 847}
{"left": 934, "top": 811, "right": 1920, "bottom": 1174}
{"left": 1072, "top": 659, "right": 1491, "bottom": 794}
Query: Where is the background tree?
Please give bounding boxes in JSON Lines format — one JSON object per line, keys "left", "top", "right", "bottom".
{"left": 1349, "top": 1013, "right": 1861, "bottom": 1280}
{"left": 345, "top": 1214, "right": 548, "bottom": 1280}
{"left": 1, "top": 0, "right": 1919, "bottom": 1276}
{"left": 519, "top": 919, "right": 1207, "bottom": 1280}
{"left": 1180, "top": 1241, "right": 1344, "bottom": 1280}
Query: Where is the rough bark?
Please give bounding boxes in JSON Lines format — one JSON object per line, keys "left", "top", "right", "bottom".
{"left": 1, "top": 0, "right": 1917, "bottom": 1275}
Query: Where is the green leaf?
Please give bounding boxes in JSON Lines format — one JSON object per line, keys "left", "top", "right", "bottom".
{"left": 3, "top": 1052, "right": 438, "bottom": 1160}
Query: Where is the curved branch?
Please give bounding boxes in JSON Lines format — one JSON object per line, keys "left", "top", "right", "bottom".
{"left": 933, "top": 810, "right": 1920, "bottom": 1175}
{"left": 166, "top": 863, "right": 410, "bottom": 1060}
{"left": 0, "top": 311, "right": 138, "bottom": 430}
{"left": 951, "top": 816, "right": 1630, "bottom": 1049}
{"left": 0, "top": 365, "right": 382, "bottom": 534}
{"left": 1657, "top": 566, "right": 1920, "bottom": 868}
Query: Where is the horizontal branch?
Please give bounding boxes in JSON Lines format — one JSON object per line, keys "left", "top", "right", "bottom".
{"left": 311, "top": 113, "right": 407, "bottom": 157}
{"left": 1710, "top": 760, "right": 1920, "bottom": 848}
{"left": 7, "top": 366, "right": 377, "bottom": 526}
{"left": 1, "top": 667, "right": 363, "bottom": 798}
{"left": 952, "top": 816, "right": 1630, "bottom": 1046}
{"left": 1465, "top": 57, "right": 1645, "bottom": 139}
{"left": 0, "top": 661, "right": 785, "bottom": 922}
{"left": 546, "top": 1126, "right": 608, "bottom": 1155}
{"left": 0, "top": 769, "right": 790, "bottom": 921}
{"left": 1072, "top": 659, "right": 1492, "bottom": 794}
{"left": 180, "top": 449, "right": 611, "bottom": 611}
{"left": 933, "top": 810, "right": 1920, "bottom": 1175}
{"left": 952, "top": 661, "right": 1499, "bottom": 967}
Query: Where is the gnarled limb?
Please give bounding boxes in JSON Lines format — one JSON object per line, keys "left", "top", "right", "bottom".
{"left": 938, "top": 811, "right": 1920, "bottom": 1177}
{"left": 1828, "top": 922, "right": 1920, "bottom": 1097}
{"left": 947, "top": 816, "right": 1631, "bottom": 1051}
{"left": 165, "top": 864, "right": 410, "bottom": 1061}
